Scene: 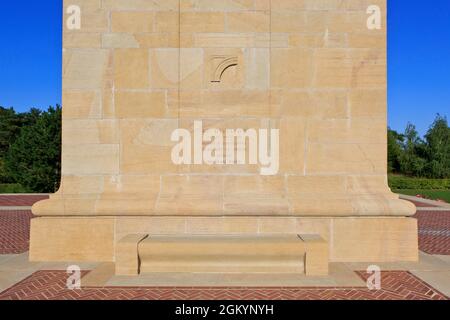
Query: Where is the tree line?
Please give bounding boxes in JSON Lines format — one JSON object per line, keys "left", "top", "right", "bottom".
{"left": 388, "top": 114, "right": 450, "bottom": 179}
{"left": 0, "top": 106, "right": 448, "bottom": 193}
{"left": 0, "top": 106, "right": 61, "bottom": 192}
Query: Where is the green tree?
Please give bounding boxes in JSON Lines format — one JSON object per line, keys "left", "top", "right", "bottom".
{"left": 423, "top": 114, "right": 450, "bottom": 178}
{"left": 0, "top": 107, "right": 22, "bottom": 156}
{"left": 4, "top": 106, "right": 61, "bottom": 192}
{"left": 387, "top": 128, "right": 404, "bottom": 173}
{"left": 0, "top": 107, "right": 22, "bottom": 183}
{"left": 399, "top": 123, "right": 427, "bottom": 177}
{"left": 0, "top": 107, "right": 42, "bottom": 183}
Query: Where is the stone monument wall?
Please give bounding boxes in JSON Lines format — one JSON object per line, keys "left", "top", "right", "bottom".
{"left": 30, "top": 0, "right": 418, "bottom": 263}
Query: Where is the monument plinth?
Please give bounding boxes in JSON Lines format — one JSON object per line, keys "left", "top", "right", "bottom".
{"left": 30, "top": 0, "right": 418, "bottom": 274}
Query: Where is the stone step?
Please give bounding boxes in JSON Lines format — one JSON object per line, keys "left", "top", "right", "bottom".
{"left": 139, "top": 236, "right": 305, "bottom": 274}
{"left": 139, "top": 253, "right": 305, "bottom": 274}
{"left": 139, "top": 235, "right": 305, "bottom": 256}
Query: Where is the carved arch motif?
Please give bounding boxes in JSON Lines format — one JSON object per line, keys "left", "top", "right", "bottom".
{"left": 211, "top": 56, "right": 238, "bottom": 83}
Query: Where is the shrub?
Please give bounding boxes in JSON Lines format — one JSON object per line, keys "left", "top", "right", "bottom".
{"left": 389, "top": 175, "right": 450, "bottom": 190}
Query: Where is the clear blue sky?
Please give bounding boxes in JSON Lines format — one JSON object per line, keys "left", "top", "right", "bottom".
{"left": 0, "top": 1, "right": 449, "bottom": 136}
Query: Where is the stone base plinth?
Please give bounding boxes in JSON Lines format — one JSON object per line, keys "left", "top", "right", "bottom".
{"left": 29, "top": 216, "right": 418, "bottom": 264}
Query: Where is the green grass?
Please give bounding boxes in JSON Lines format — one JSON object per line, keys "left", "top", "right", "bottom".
{"left": 0, "top": 183, "right": 28, "bottom": 193}
{"left": 394, "top": 189, "right": 450, "bottom": 203}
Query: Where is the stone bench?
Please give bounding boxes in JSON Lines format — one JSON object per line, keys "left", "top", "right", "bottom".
{"left": 115, "top": 234, "right": 328, "bottom": 276}
{"left": 115, "top": 234, "right": 148, "bottom": 276}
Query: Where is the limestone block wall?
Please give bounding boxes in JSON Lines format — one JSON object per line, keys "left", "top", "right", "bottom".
{"left": 30, "top": 216, "right": 418, "bottom": 262}
{"left": 33, "top": 0, "right": 415, "bottom": 217}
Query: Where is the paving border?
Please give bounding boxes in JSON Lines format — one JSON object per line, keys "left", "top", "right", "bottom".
{"left": 400, "top": 194, "right": 450, "bottom": 209}
{"left": 0, "top": 206, "right": 32, "bottom": 211}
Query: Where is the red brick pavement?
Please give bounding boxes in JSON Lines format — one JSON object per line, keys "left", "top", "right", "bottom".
{"left": 0, "top": 210, "right": 34, "bottom": 254}
{"left": 0, "top": 270, "right": 446, "bottom": 300}
{"left": 0, "top": 195, "right": 48, "bottom": 207}
{"left": 414, "top": 211, "right": 450, "bottom": 255}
